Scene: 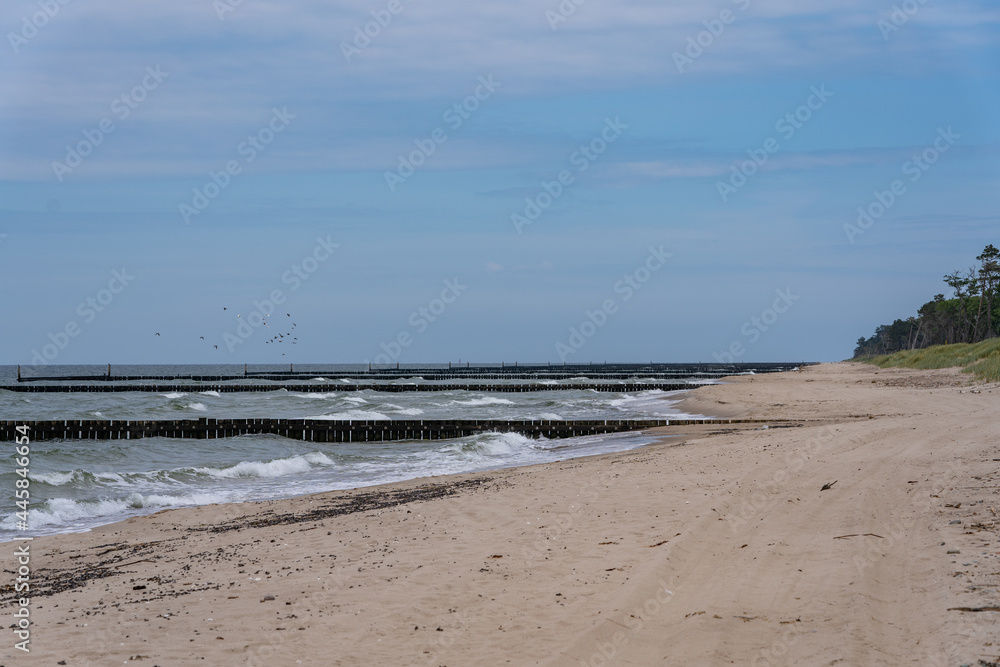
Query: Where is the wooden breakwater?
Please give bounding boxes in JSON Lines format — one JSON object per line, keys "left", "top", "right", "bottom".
{"left": 17, "top": 373, "right": 729, "bottom": 382}
{"left": 0, "top": 418, "right": 782, "bottom": 443}
{"left": 14, "top": 362, "right": 810, "bottom": 383}
{"left": 0, "top": 382, "right": 695, "bottom": 394}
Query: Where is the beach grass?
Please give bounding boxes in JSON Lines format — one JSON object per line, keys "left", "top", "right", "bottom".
{"left": 866, "top": 338, "right": 1000, "bottom": 382}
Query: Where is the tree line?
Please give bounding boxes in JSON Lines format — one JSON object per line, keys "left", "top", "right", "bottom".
{"left": 853, "top": 244, "right": 999, "bottom": 357}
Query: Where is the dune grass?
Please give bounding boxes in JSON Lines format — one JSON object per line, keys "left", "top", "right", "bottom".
{"left": 866, "top": 338, "right": 1000, "bottom": 382}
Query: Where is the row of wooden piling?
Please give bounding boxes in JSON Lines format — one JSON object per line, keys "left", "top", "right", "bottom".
{"left": 14, "top": 362, "right": 809, "bottom": 382}
{"left": 0, "top": 417, "right": 777, "bottom": 442}
{"left": 0, "top": 382, "right": 695, "bottom": 394}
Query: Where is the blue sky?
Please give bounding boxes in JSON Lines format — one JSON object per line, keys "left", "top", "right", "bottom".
{"left": 2, "top": 0, "right": 999, "bottom": 366}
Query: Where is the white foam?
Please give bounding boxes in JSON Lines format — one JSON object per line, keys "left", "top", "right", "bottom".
{"left": 92, "top": 411, "right": 104, "bottom": 417}
{"left": 31, "top": 471, "right": 76, "bottom": 486}
{"left": 162, "top": 392, "right": 187, "bottom": 399}
{"left": 197, "top": 452, "right": 334, "bottom": 479}
{"left": 443, "top": 431, "right": 542, "bottom": 458}
{"left": 199, "top": 390, "right": 221, "bottom": 397}
{"left": 537, "top": 413, "right": 564, "bottom": 421}
{"left": 0, "top": 491, "right": 231, "bottom": 530}
{"left": 187, "top": 402, "right": 208, "bottom": 412}
{"left": 391, "top": 407, "right": 424, "bottom": 416}
{"left": 452, "top": 397, "right": 515, "bottom": 406}
{"left": 306, "top": 410, "right": 389, "bottom": 420}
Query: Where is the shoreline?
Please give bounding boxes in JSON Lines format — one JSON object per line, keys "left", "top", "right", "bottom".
{"left": 5, "top": 362, "right": 999, "bottom": 665}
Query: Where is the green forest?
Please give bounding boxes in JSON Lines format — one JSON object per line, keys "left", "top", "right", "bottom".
{"left": 853, "top": 244, "right": 999, "bottom": 357}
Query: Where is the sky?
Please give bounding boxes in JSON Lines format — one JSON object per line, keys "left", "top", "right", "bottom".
{"left": 1, "top": 0, "right": 999, "bottom": 367}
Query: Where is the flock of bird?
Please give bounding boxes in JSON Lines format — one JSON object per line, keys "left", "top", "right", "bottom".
{"left": 155, "top": 307, "right": 300, "bottom": 354}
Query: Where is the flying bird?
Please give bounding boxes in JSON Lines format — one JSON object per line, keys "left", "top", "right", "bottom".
{"left": 155, "top": 333, "right": 160, "bottom": 336}
{"left": 199, "top": 336, "right": 204, "bottom": 340}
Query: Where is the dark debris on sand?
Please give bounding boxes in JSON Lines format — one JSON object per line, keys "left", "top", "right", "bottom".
{"left": 192, "top": 477, "right": 497, "bottom": 534}
{"left": 0, "top": 475, "right": 499, "bottom": 606}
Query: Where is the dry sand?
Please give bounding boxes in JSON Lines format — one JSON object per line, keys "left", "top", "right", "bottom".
{"left": 4, "top": 362, "right": 1000, "bottom": 666}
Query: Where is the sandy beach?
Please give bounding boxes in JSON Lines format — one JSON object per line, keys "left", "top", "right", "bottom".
{"left": 5, "top": 362, "right": 999, "bottom": 665}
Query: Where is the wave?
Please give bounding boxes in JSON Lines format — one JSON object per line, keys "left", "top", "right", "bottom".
{"left": 194, "top": 452, "right": 334, "bottom": 479}
{"left": 30, "top": 470, "right": 77, "bottom": 486}
{"left": 199, "top": 390, "right": 221, "bottom": 397}
{"left": 26, "top": 450, "right": 337, "bottom": 491}
{"left": 187, "top": 402, "right": 208, "bottom": 412}
{"left": 436, "top": 431, "right": 543, "bottom": 458}
{"left": 306, "top": 410, "right": 389, "bottom": 420}
{"left": 162, "top": 392, "right": 187, "bottom": 399}
{"left": 0, "top": 492, "right": 231, "bottom": 530}
{"left": 452, "top": 397, "right": 515, "bottom": 406}
{"left": 28, "top": 469, "right": 130, "bottom": 487}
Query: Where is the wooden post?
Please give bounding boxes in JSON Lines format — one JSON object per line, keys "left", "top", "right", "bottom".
{"left": 244, "top": 363, "right": 247, "bottom": 376}
{"left": 17, "top": 365, "right": 20, "bottom": 380}
{"left": 107, "top": 364, "right": 111, "bottom": 379}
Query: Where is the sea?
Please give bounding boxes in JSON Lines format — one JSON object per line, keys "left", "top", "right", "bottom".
{"left": 0, "top": 364, "right": 718, "bottom": 540}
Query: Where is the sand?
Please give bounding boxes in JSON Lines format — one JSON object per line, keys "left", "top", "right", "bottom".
{"left": 4, "top": 362, "right": 999, "bottom": 665}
